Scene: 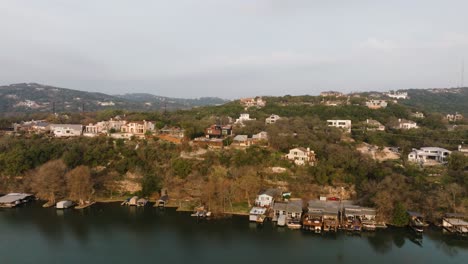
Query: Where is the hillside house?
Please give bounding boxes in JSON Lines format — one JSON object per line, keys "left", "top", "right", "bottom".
{"left": 397, "top": 119, "right": 419, "bottom": 130}
{"left": 121, "top": 120, "right": 155, "bottom": 136}
{"left": 366, "top": 99, "right": 387, "bottom": 109}
{"left": 265, "top": 114, "right": 281, "bottom": 124}
{"left": 240, "top": 97, "right": 266, "bottom": 108}
{"left": 446, "top": 113, "right": 464, "bottom": 122}
{"left": 232, "top": 135, "right": 252, "bottom": 147}
{"left": 411, "top": 112, "right": 425, "bottom": 119}
{"left": 13, "top": 120, "right": 49, "bottom": 133}
{"left": 50, "top": 124, "right": 83, "bottom": 137}
{"left": 365, "top": 119, "right": 385, "bottom": 131}
{"left": 255, "top": 188, "right": 281, "bottom": 207}
{"left": 252, "top": 131, "right": 268, "bottom": 142}
{"left": 327, "top": 120, "right": 352, "bottom": 133}
{"left": 408, "top": 147, "right": 451, "bottom": 165}
{"left": 320, "top": 91, "right": 344, "bottom": 97}
{"left": 205, "top": 124, "right": 232, "bottom": 138}
{"left": 386, "top": 91, "right": 408, "bottom": 99}
{"left": 235, "top": 113, "right": 256, "bottom": 126}
{"left": 285, "top": 147, "right": 316, "bottom": 166}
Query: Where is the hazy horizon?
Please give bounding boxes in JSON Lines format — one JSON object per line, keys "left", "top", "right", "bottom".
{"left": 1, "top": 1, "right": 467, "bottom": 99}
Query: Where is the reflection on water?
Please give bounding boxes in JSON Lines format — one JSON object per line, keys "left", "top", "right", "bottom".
{"left": 0, "top": 202, "right": 467, "bottom": 264}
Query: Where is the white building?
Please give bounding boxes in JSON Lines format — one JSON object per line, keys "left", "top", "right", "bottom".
{"left": 408, "top": 147, "right": 451, "bottom": 165}
{"left": 252, "top": 131, "right": 268, "bottom": 141}
{"left": 411, "top": 112, "right": 425, "bottom": 119}
{"left": 84, "top": 118, "right": 128, "bottom": 137}
{"left": 235, "top": 113, "right": 256, "bottom": 126}
{"left": 446, "top": 113, "right": 464, "bottom": 122}
{"left": 285, "top": 147, "right": 317, "bottom": 166}
{"left": 254, "top": 188, "right": 281, "bottom": 207}
{"left": 327, "top": 120, "right": 352, "bottom": 133}
{"left": 249, "top": 207, "right": 267, "bottom": 222}
{"left": 397, "top": 119, "right": 419, "bottom": 130}
{"left": 50, "top": 124, "right": 83, "bottom": 137}
{"left": 366, "top": 100, "right": 387, "bottom": 109}
{"left": 265, "top": 114, "right": 281, "bottom": 124}
{"left": 121, "top": 120, "right": 155, "bottom": 135}
{"left": 386, "top": 91, "right": 408, "bottom": 99}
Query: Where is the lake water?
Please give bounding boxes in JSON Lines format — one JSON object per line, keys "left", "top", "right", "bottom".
{"left": 0, "top": 202, "right": 466, "bottom": 264}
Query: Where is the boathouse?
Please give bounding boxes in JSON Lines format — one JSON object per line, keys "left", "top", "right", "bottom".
{"left": 442, "top": 213, "right": 468, "bottom": 235}
{"left": 0, "top": 193, "right": 34, "bottom": 208}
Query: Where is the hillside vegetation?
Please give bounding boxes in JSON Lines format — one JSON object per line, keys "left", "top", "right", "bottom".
{"left": 0, "top": 91, "right": 467, "bottom": 224}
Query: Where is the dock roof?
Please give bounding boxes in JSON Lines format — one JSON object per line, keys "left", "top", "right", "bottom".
{"left": 0, "top": 193, "right": 33, "bottom": 204}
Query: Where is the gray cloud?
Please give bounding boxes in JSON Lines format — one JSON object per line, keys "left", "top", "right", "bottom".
{"left": 0, "top": 0, "right": 467, "bottom": 98}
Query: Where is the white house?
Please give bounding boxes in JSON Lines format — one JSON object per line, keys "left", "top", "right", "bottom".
{"left": 265, "top": 114, "right": 281, "bottom": 124}
{"left": 366, "top": 100, "right": 388, "bottom": 109}
{"left": 386, "top": 91, "right": 408, "bottom": 99}
{"left": 411, "top": 112, "right": 425, "bottom": 119}
{"left": 252, "top": 131, "right": 268, "bottom": 141}
{"left": 397, "top": 119, "right": 419, "bottom": 130}
{"left": 255, "top": 188, "right": 280, "bottom": 207}
{"left": 121, "top": 120, "right": 155, "bottom": 136}
{"left": 408, "top": 147, "right": 451, "bottom": 165}
{"left": 327, "top": 120, "right": 352, "bottom": 133}
{"left": 285, "top": 147, "right": 317, "bottom": 166}
{"left": 446, "top": 113, "right": 464, "bottom": 122}
{"left": 235, "top": 113, "right": 256, "bottom": 126}
{"left": 50, "top": 124, "right": 83, "bottom": 137}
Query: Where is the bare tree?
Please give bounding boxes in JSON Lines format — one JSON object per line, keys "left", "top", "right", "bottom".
{"left": 66, "top": 165, "right": 93, "bottom": 205}
{"left": 31, "top": 159, "right": 68, "bottom": 204}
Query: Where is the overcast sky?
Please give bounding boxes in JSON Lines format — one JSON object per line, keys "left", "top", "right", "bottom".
{"left": 1, "top": 0, "right": 467, "bottom": 99}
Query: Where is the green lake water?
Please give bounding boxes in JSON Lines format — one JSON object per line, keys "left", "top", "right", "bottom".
{"left": 0, "top": 202, "right": 466, "bottom": 264}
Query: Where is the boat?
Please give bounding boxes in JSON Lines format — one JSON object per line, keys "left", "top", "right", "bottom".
{"left": 286, "top": 220, "right": 302, "bottom": 230}
{"left": 191, "top": 206, "right": 212, "bottom": 218}
{"left": 407, "top": 211, "right": 425, "bottom": 234}
{"left": 56, "top": 200, "right": 75, "bottom": 209}
{"left": 121, "top": 196, "right": 139, "bottom": 206}
{"left": 136, "top": 198, "right": 148, "bottom": 207}
{"left": 156, "top": 195, "right": 169, "bottom": 207}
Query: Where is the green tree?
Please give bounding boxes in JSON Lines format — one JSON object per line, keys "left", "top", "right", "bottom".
{"left": 392, "top": 202, "right": 409, "bottom": 226}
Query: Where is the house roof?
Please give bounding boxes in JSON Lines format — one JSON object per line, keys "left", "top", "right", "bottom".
{"left": 273, "top": 202, "right": 288, "bottom": 211}
{"left": 287, "top": 200, "right": 303, "bottom": 213}
{"left": 50, "top": 124, "right": 83, "bottom": 130}
{"left": 249, "top": 207, "right": 267, "bottom": 214}
{"left": 233, "top": 135, "right": 248, "bottom": 141}
{"left": 258, "top": 188, "right": 281, "bottom": 197}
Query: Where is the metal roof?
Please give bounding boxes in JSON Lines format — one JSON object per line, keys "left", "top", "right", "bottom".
{"left": 407, "top": 211, "right": 423, "bottom": 217}
{"left": 0, "top": 193, "right": 33, "bottom": 204}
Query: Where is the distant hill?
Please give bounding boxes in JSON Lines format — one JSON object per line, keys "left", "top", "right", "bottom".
{"left": 0, "top": 83, "right": 229, "bottom": 114}
{"left": 116, "top": 93, "right": 228, "bottom": 108}
{"left": 401, "top": 87, "right": 468, "bottom": 115}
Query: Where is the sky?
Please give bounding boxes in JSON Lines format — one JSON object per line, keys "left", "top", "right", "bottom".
{"left": 1, "top": 0, "right": 467, "bottom": 99}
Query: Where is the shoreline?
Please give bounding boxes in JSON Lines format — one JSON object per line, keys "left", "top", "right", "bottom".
{"left": 91, "top": 198, "right": 251, "bottom": 216}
